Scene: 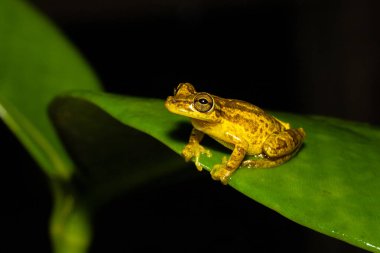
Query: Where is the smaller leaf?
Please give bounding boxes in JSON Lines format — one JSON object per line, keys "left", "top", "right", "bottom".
{"left": 0, "top": 1, "right": 101, "bottom": 253}
{"left": 0, "top": 0, "right": 101, "bottom": 178}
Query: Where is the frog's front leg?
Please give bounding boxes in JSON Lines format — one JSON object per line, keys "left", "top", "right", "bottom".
{"left": 182, "top": 128, "right": 211, "bottom": 171}
{"left": 211, "top": 145, "right": 246, "bottom": 185}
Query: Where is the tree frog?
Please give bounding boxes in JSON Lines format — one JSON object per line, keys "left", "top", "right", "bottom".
{"left": 165, "top": 83, "right": 306, "bottom": 185}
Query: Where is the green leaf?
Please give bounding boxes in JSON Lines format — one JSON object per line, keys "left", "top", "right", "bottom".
{"left": 51, "top": 91, "right": 380, "bottom": 252}
{"left": 0, "top": 0, "right": 101, "bottom": 252}
{"left": 0, "top": 0, "right": 101, "bottom": 178}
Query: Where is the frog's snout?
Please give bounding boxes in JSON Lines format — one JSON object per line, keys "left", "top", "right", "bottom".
{"left": 166, "top": 96, "right": 174, "bottom": 103}
{"left": 164, "top": 96, "right": 174, "bottom": 110}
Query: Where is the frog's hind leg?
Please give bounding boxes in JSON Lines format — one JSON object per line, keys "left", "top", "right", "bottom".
{"left": 242, "top": 128, "right": 305, "bottom": 168}
{"left": 263, "top": 128, "right": 305, "bottom": 159}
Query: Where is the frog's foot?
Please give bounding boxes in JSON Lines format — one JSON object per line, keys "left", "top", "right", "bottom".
{"left": 210, "top": 157, "right": 233, "bottom": 185}
{"left": 241, "top": 153, "right": 294, "bottom": 168}
{"left": 182, "top": 143, "right": 211, "bottom": 171}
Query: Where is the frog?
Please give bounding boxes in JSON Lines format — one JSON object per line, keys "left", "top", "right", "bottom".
{"left": 165, "top": 82, "right": 306, "bottom": 185}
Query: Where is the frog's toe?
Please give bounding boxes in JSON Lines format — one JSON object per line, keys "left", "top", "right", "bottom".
{"left": 182, "top": 146, "right": 194, "bottom": 161}
{"left": 182, "top": 143, "right": 210, "bottom": 162}
{"left": 218, "top": 171, "right": 232, "bottom": 185}
{"left": 202, "top": 148, "right": 212, "bottom": 158}
{"left": 194, "top": 156, "right": 203, "bottom": 171}
{"left": 211, "top": 164, "right": 232, "bottom": 185}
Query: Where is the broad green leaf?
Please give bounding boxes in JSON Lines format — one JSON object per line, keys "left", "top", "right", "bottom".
{"left": 0, "top": 0, "right": 101, "bottom": 252}
{"left": 51, "top": 90, "right": 380, "bottom": 252}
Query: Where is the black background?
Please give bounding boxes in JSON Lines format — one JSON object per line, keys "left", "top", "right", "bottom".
{"left": 3, "top": 0, "right": 379, "bottom": 252}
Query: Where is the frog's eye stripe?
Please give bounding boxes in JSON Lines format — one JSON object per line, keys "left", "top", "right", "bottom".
{"left": 194, "top": 93, "right": 214, "bottom": 113}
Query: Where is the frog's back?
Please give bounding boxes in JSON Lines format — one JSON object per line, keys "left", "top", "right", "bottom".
{"left": 217, "top": 98, "right": 286, "bottom": 153}
{"left": 220, "top": 99, "right": 259, "bottom": 112}
{"left": 218, "top": 98, "right": 279, "bottom": 126}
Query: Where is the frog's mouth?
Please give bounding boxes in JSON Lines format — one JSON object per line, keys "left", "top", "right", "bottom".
{"left": 165, "top": 96, "right": 191, "bottom": 115}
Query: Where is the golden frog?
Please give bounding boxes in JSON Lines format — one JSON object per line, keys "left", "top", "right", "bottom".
{"left": 165, "top": 83, "right": 305, "bottom": 185}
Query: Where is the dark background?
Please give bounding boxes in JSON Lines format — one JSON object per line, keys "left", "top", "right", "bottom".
{"left": 4, "top": 0, "right": 379, "bottom": 252}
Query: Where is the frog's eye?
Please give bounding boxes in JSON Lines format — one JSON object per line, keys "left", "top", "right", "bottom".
{"left": 193, "top": 93, "right": 214, "bottom": 112}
